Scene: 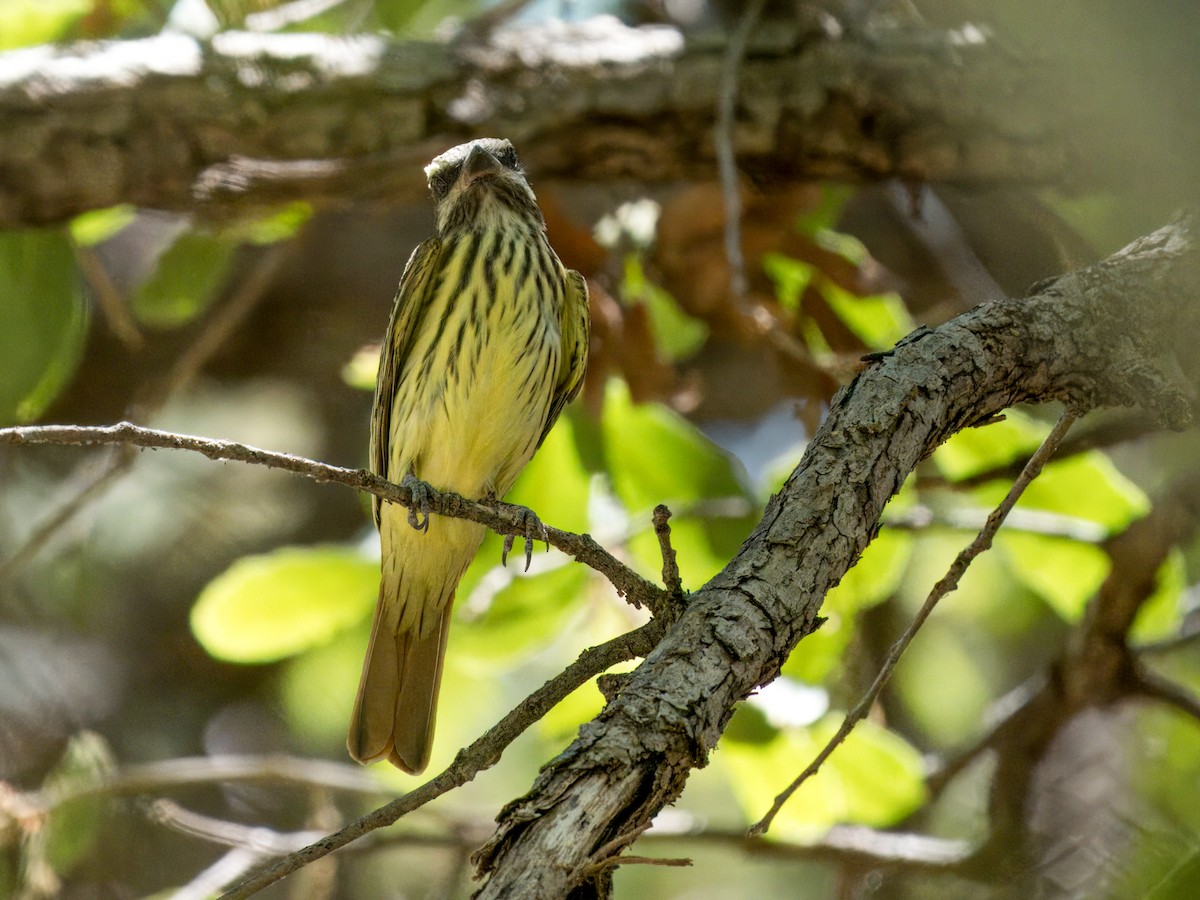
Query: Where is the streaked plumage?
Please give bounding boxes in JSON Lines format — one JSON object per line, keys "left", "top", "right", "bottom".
{"left": 348, "top": 138, "right": 589, "bottom": 774}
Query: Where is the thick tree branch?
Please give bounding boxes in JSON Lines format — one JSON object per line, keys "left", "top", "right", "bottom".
{"left": 468, "top": 221, "right": 1197, "bottom": 898}
{"left": 0, "top": 16, "right": 1069, "bottom": 227}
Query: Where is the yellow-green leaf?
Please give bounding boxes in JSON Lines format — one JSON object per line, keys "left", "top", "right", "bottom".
{"left": 192, "top": 546, "right": 377, "bottom": 663}
{"left": 720, "top": 715, "right": 926, "bottom": 842}
{"left": 997, "top": 532, "right": 1110, "bottom": 621}
{"left": 933, "top": 410, "right": 1047, "bottom": 482}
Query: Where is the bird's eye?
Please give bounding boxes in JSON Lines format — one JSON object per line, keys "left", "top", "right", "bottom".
{"left": 497, "top": 144, "right": 520, "bottom": 169}
{"left": 430, "top": 164, "right": 461, "bottom": 200}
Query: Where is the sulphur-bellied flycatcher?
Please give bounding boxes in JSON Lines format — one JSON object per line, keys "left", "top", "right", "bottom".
{"left": 348, "top": 139, "right": 590, "bottom": 773}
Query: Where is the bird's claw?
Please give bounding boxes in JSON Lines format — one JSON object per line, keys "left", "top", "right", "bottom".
{"left": 501, "top": 506, "right": 548, "bottom": 572}
{"left": 401, "top": 473, "right": 431, "bottom": 532}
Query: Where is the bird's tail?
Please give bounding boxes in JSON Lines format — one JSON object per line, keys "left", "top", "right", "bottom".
{"left": 347, "top": 583, "right": 452, "bottom": 774}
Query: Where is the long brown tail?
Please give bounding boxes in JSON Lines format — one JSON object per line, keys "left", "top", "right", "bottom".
{"left": 347, "top": 589, "right": 452, "bottom": 774}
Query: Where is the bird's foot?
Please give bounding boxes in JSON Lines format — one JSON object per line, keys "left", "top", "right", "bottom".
{"left": 501, "top": 505, "right": 548, "bottom": 572}
{"left": 401, "top": 472, "right": 432, "bottom": 532}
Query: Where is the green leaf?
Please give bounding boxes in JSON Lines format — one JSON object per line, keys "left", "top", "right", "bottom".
{"left": 280, "top": 628, "right": 364, "bottom": 749}
{"left": 342, "top": 342, "right": 381, "bottom": 391}
{"left": 505, "top": 413, "right": 592, "bottom": 534}
{"left": 821, "top": 284, "right": 913, "bottom": 351}
{"left": 453, "top": 563, "right": 588, "bottom": 664}
{"left": 995, "top": 532, "right": 1109, "bottom": 621}
{"left": 621, "top": 254, "right": 708, "bottom": 361}
{"left": 0, "top": 230, "right": 88, "bottom": 424}
{"left": 827, "top": 528, "right": 914, "bottom": 614}
{"left": 781, "top": 529, "right": 913, "bottom": 684}
{"left": 892, "top": 618, "right": 994, "bottom": 746}
{"left": 601, "top": 379, "right": 747, "bottom": 512}
{"left": 131, "top": 230, "right": 236, "bottom": 328}
{"left": 983, "top": 452, "right": 1149, "bottom": 531}
{"left": 762, "top": 252, "right": 813, "bottom": 313}
{"left": 781, "top": 619, "right": 852, "bottom": 685}
{"left": 42, "top": 732, "right": 115, "bottom": 875}
{"left": 0, "top": 0, "right": 90, "bottom": 50}
{"left": 192, "top": 546, "right": 377, "bottom": 663}
{"left": 1130, "top": 550, "right": 1186, "bottom": 644}
{"left": 69, "top": 205, "right": 136, "bottom": 246}
{"left": 220, "top": 202, "right": 314, "bottom": 245}
{"left": 793, "top": 185, "right": 854, "bottom": 234}
{"left": 933, "top": 410, "right": 1047, "bottom": 481}
{"left": 720, "top": 715, "right": 926, "bottom": 841}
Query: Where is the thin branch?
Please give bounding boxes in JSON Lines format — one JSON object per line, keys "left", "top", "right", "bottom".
{"left": 885, "top": 504, "right": 1109, "bottom": 542}
{"left": 1132, "top": 664, "right": 1200, "bottom": 723}
{"left": 0, "top": 452, "right": 134, "bottom": 584}
{"left": 151, "top": 799, "right": 324, "bottom": 855}
{"left": 655, "top": 823, "right": 972, "bottom": 871}
{"left": 1136, "top": 622, "right": 1200, "bottom": 655}
{"left": 749, "top": 408, "right": 1079, "bottom": 836}
{"left": 73, "top": 242, "right": 143, "bottom": 348}
{"left": 715, "top": 0, "right": 765, "bottom": 299}
{"left": 582, "top": 855, "right": 692, "bottom": 875}
{"left": 0, "top": 243, "right": 289, "bottom": 583}
{"left": 577, "top": 820, "right": 692, "bottom": 879}
{"left": 923, "top": 674, "right": 1047, "bottom": 799}
{"left": 28, "top": 754, "right": 384, "bottom": 813}
{"left": 218, "top": 621, "right": 663, "bottom": 899}
{"left": 133, "top": 241, "right": 293, "bottom": 416}
{"left": 0, "top": 422, "right": 667, "bottom": 613}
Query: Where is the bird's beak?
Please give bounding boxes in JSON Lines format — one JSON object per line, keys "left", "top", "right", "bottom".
{"left": 461, "top": 144, "right": 501, "bottom": 185}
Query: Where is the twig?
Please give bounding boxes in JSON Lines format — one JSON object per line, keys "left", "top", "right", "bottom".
{"left": 218, "top": 621, "right": 664, "bottom": 899}
{"left": 885, "top": 505, "right": 1108, "bottom": 543}
{"left": 923, "top": 674, "right": 1047, "bottom": 798}
{"left": 0, "top": 244, "right": 289, "bottom": 582}
{"left": 151, "top": 799, "right": 324, "bottom": 854}
{"left": 583, "top": 855, "right": 693, "bottom": 875}
{"left": 654, "top": 823, "right": 972, "bottom": 871}
{"left": 133, "top": 241, "right": 292, "bottom": 416}
{"left": 28, "top": 754, "right": 384, "bottom": 813}
{"left": 715, "top": 0, "right": 765, "bottom": 299}
{"left": 0, "top": 422, "right": 667, "bottom": 613}
{"left": 73, "top": 243, "right": 143, "bottom": 348}
{"left": 652, "top": 503, "right": 682, "bottom": 601}
{"left": 0, "top": 452, "right": 135, "bottom": 584}
{"left": 1136, "top": 622, "right": 1200, "bottom": 655}
{"left": 1132, "top": 664, "right": 1200, "bottom": 723}
{"left": 577, "top": 821, "right": 691, "bottom": 879}
{"left": 749, "top": 408, "right": 1079, "bottom": 836}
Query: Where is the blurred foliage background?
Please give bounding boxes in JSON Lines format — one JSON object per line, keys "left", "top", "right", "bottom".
{"left": 1, "top": 1, "right": 1199, "bottom": 898}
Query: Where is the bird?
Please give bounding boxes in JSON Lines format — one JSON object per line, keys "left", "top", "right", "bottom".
{"left": 348, "top": 138, "right": 590, "bottom": 774}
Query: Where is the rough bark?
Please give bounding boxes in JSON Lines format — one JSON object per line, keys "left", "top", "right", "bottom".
{"left": 470, "top": 221, "right": 1197, "bottom": 897}
{"left": 0, "top": 16, "right": 1070, "bottom": 227}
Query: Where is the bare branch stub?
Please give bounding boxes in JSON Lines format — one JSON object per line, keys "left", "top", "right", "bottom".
{"left": 652, "top": 504, "right": 683, "bottom": 606}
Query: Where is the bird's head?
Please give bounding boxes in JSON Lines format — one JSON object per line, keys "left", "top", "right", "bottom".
{"left": 424, "top": 138, "right": 544, "bottom": 236}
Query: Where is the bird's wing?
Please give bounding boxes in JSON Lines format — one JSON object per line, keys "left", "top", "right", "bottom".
{"left": 537, "top": 268, "right": 590, "bottom": 448}
{"left": 369, "top": 238, "right": 442, "bottom": 525}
